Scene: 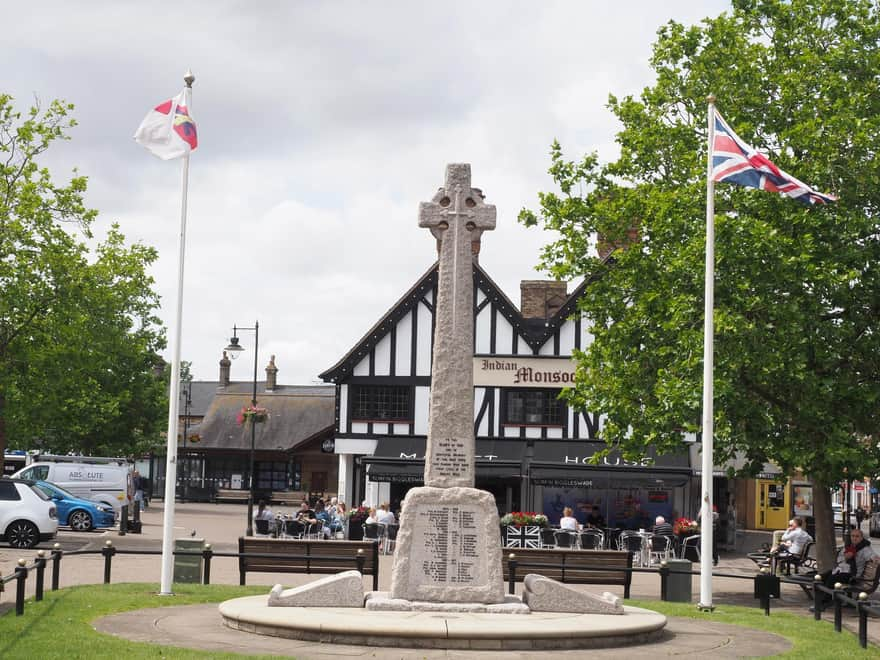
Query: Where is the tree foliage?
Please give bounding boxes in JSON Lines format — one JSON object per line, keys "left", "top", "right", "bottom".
{"left": 520, "top": 0, "right": 880, "bottom": 568}
{"left": 0, "top": 94, "right": 167, "bottom": 461}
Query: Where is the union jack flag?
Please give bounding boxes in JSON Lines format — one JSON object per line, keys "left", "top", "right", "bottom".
{"left": 711, "top": 109, "right": 836, "bottom": 205}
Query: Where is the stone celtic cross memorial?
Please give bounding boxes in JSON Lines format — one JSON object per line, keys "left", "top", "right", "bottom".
{"left": 389, "top": 163, "right": 506, "bottom": 604}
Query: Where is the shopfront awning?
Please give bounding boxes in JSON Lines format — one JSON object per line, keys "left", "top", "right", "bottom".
{"left": 362, "top": 437, "right": 524, "bottom": 483}
{"left": 528, "top": 441, "right": 691, "bottom": 489}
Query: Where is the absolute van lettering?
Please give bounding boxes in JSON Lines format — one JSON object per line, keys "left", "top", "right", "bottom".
{"left": 67, "top": 470, "right": 105, "bottom": 481}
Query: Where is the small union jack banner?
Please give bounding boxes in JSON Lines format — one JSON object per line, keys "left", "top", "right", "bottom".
{"left": 504, "top": 525, "right": 542, "bottom": 549}
{"left": 711, "top": 109, "right": 836, "bottom": 205}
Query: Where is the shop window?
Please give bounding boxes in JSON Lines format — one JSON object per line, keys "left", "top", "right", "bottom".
{"left": 256, "top": 461, "right": 287, "bottom": 491}
{"left": 351, "top": 385, "right": 411, "bottom": 422}
{"left": 503, "top": 389, "right": 565, "bottom": 426}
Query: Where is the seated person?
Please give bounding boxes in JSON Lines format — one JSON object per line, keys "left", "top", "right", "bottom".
{"left": 253, "top": 499, "right": 274, "bottom": 522}
{"left": 314, "top": 507, "right": 333, "bottom": 538}
{"left": 652, "top": 515, "right": 674, "bottom": 537}
{"left": 296, "top": 500, "right": 318, "bottom": 527}
{"left": 559, "top": 506, "right": 579, "bottom": 531}
{"left": 376, "top": 503, "right": 396, "bottom": 526}
{"left": 771, "top": 517, "right": 812, "bottom": 557}
{"left": 585, "top": 505, "right": 606, "bottom": 529}
{"left": 365, "top": 507, "right": 378, "bottom": 525}
{"left": 814, "top": 528, "right": 877, "bottom": 610}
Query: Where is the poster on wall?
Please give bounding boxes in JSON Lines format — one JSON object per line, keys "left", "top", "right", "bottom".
{"left": 793, "top": 485, "right": 813, "bottom": 517}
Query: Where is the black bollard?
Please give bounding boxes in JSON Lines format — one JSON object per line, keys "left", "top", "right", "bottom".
{"left": 102, "top": 541, "right": 116, "bottom": 584}
{"left": 355, "top": 548, "right": 365, "bottom": 576}
{"left": 812, "top": 574, "right": 823, "bottom": 620}
{"left": 857, "top": 593, "right": 869, "bottom": 649}
{"left": 51, "top": 543, "right": 62, "bottom": 591}
{"left": 118, "top": 504, "right": 128, "bottom": 536}
{"left": 15, "top": 559, "right": 27, "bottom": 616}
{"left": 832, "top": 582, "right": 844, "bottom": 632}
{"left": 34, "top": 550, "right": 46, "bottom": 601}
{"left": 508, "top": 554, "right": 517, "bottom": 595}
{"left": 659, "top": 561, "right": 670, "bottom": 601}
{"left": 201, "top": 544, "right": 213, "bottom": 585}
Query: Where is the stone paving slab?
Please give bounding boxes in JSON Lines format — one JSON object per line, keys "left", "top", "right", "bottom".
{"left": 94, "top": 603, "right": 790, "bottom": 658}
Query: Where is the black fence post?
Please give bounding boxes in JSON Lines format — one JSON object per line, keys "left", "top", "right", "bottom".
{"left": 14, "top": 559, "right": 27, "bottom": 616}
{"left": 202, "top": 544, "right": 213, "bottom": 585}
{"left": 812, "top": 574, "right": 823, "bottom": 620}
{"left": 102, "top": 540, "right": 116, "bottom": 584}
{"left": 356, "top": 548, "right": 365, "bottom": 576}
{"left": 857, "top": 593, "right": 869, "bottom": 649}
{"left": 659, "top": 560, "right": 669, "bottom": 602}
{"left": 753, "top": 568, "right": 779, "bottom": 616}
{"left": 34, "top": 550, "right": 46, "bottom": 602}
{"left": 832, "top": 582, "right": 844, "bottom": 633}
{"left": 51, "top": 543, "right": 62, "bottom": 591}
{"left": 372, "top": 543, "right": 379, "bottom": 592}
{"left": 508, "top": 553, "right": 517, "bottom": 595}
{"left": 118, "top": 505, "right": 128, "bottom": 536}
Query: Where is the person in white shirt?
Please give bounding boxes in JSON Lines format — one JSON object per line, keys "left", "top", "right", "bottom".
{"left": 774, "top": 517, "right": 812, "bottom": 556}
{"left": 559, "top": 507, "right": 579, "bottom": 531}
{"left": 376, "top": 503, "right": 396, "bottom": 525}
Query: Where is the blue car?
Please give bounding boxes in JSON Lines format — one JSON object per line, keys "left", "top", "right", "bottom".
{"left": 34, "top": 481, "right": 116, "bottom": 532}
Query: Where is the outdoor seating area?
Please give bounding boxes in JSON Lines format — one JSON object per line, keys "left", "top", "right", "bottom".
{"left": 504, "top": 526, "right": 689, "bottom": 568}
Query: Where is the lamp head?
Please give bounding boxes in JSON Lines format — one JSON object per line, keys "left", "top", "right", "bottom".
{"left": 225, "top": 335, "right": 244, "bottom": 359}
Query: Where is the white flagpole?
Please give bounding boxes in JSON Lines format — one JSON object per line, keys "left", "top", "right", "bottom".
{"left": 159, "top": 70, "right": 195, "bottom": 596}
{"left": 699, "top": 94, "right": 716, "bottom": 610}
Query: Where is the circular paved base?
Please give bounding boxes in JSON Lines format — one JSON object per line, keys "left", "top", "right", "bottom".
{"left": 95, "top": 603, "right": 793, "bottom": 658}
{"left": 219, "top": 595, "right": 667, "bottom": 650}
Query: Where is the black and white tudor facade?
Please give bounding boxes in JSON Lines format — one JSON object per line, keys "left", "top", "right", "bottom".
{"left": 320, "top": 262, "right": 693, "bottom": 529}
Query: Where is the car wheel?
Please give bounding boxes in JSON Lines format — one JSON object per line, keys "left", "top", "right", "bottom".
{"left": 6, "top": 520, "right": 39, "bottom": 549}
{"left": 68, "top": 509, "right": 94, "bottom": 532}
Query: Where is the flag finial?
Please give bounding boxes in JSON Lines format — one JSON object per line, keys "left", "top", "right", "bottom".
{"left": 184, "top": 70, "right": 195, "bottom": 88}
{"left": 706, "top": 94, "right": 716, "bottom": 104}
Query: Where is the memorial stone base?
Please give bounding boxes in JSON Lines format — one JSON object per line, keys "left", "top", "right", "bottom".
{"left": 389, "top": 486, "right": 505, "bottom": 604}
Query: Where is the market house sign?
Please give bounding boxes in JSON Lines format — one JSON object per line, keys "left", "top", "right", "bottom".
{"left": 473, "top": 356, "right": 576, "bottom": 388}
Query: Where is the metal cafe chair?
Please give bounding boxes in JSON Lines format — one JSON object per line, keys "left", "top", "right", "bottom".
{"left": 579, "top": 529, "right": 604, "bottom": 550}
{"left": 253, "top": 518, "right": 271, "bottom": 537}
{"left": 553, "top": 530, "right": 577, "bottom": 549}
{"left": 648, "top": 534, "right": 673, "bottom": 565}
{"left": 619, "top": 531, "right": 646, "bottom": 566}
{"left": 363, "top": 523, "right": 382, "bottom": 544}
{"left": 540, "top": 528, "right": 558, "bottom": 549}
{"left": 283, "top": 519, "right": 304, "bottom": 539}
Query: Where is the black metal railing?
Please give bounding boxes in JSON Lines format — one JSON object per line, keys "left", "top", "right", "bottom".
{"left": 1, "top": 547, "right": 877, "bottom": 650}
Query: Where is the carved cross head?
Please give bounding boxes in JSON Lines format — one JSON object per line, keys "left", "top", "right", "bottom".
{"left": 418, "top": 163, "right": 496, "bottom": 241}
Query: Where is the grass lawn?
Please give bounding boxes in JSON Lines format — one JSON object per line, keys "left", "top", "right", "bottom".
{"left": 0, "top": 584, "right": 876, "bottom": 659}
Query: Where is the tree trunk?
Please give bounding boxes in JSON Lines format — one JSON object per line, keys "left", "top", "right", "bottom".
{"left": 812, "top": 479, "right": 837, "bottom": 573}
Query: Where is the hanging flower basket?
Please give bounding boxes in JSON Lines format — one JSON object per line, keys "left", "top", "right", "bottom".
{"left": 237, "top": 405, "right": 269, "bottom": 425}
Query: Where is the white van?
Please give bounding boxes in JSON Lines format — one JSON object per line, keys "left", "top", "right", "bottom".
{"left": 12, "top": 459, "right": 132, "bottom": 516}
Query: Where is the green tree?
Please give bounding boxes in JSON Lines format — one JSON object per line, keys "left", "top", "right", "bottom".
{"left": 520, "top": 0, "right": 880, "bottom": 571}
{"left": 0, "top": 94, "right": 167, "bottom": 466}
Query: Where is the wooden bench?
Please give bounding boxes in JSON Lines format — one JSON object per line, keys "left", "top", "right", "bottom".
{"left": 502, "top": 548, "right": 633, "bottom": 598}
{"left": 238, "top": 537, "right": 380, "bottom": 590}
{"left": 215, "top": 488, "right": 250, "bottom": 503}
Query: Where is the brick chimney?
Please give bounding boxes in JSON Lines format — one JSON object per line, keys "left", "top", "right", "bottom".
{"left": 219, "top": 350, "right": 231, "bottom": 387}
{"left": 597, "top": 225, "right": 640, "bottom": 260}
{"left": 265, "top": 354, "right": 278, "bottom": 391}
{"left": 520, "top": 280, "right": 568, "bottom": 319}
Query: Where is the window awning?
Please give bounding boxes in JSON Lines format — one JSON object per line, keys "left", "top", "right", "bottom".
{"left": 528, "top": 466, "right": 690, "bottom": 489}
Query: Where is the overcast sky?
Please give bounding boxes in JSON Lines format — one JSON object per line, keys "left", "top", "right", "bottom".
{"left": 4, "top": 1, "right": 728, "bottom": 384}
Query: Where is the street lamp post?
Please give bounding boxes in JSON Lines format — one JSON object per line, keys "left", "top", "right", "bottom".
{"left": 225, "top": 321, "right": 259, "bottom": 536}
{"left": 180, "top": 379, "right": 193, "bottom": 502}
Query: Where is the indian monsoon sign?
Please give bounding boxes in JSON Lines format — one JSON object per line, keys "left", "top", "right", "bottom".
{"left": 473, "top": 357, "right": 576, "bottom": 388}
